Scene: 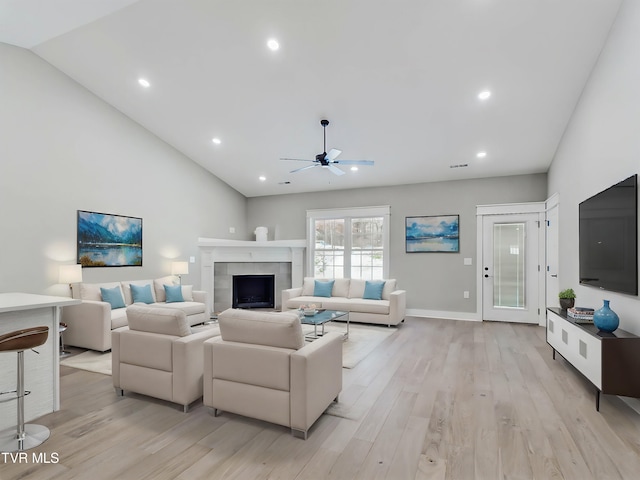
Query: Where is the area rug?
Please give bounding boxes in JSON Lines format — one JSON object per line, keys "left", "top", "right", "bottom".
{"left": 60, "top": 323, "right": 397, "bottom": 375}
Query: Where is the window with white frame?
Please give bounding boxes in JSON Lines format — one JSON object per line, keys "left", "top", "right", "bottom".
{"left": 307, "top": 206, "right": 390, "bottom": 280}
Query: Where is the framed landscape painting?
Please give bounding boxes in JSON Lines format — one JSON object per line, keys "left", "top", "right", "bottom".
{"left": 77, "top": 210, "right": 143, "bottom": 267}
{"left": 405, "top": 215, "right": 459, "bottom": 253}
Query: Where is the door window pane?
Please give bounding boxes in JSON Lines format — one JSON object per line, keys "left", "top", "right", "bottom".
{"left": 493, "top": 223, "right": 526, "bottom": 308}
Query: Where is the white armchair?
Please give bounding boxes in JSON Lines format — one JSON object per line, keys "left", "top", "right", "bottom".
{"left": 203, "top": 308, "right": 342, "bottom": 439}
{"left": 112, "top": 304, "right": 220, "bottom": 412}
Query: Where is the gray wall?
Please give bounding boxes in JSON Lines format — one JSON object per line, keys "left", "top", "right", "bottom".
{"left": 0, "top": 44, "right": 247, "bottom": 296}
{"left": 548, "top": 0, "right": 640, "bottom": 335}
{"left": 247, "top": 173, "right": 547, "bottom": 313}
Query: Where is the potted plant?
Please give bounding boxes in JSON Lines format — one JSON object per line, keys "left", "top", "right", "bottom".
{"left": 559, "top": 288, "right": 576, "bottom": 310}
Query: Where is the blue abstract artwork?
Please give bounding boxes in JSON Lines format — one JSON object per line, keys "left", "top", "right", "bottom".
{"left": 405, "top": 215, "right": 459, "bottom": 252}
{"left": 77, "top": 210, "right": 143, "bottom": 267}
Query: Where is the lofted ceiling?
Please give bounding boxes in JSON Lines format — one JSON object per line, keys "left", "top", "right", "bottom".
{"left": 1, "top": 0, "right": 622, "bottom": 197}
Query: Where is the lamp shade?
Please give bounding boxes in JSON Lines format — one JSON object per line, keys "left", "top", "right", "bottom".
{"left": 59, "top": 264, "right": 83, "bottom": 284}
{"left": 171, "top": 261, "right": 189, "bottom": 276}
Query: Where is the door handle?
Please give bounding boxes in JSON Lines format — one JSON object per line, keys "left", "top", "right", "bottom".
{"left": 484, "top": 274, "right": 490, "bottom": 278}
{"left": 550, "top": 274, "right": 558, "bottom": 278}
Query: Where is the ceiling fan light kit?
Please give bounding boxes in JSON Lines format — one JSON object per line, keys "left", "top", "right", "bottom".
{"left": 280, "top": 119, "right": 374, "bottom": 176}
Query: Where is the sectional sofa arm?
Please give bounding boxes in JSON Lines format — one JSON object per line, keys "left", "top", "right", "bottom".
{"left": 282, "top": 287, "right": 303, "bottom": 308}
{"left": 172, "top": 329, "right": 220, "bottom": 407}
{"left": 390, "top": 290, "right": 407, "bottom": 324}
{"left": 192, "top": 290, "right": 211, "bottom": 318}
{"left": 62, "top": 300, "right": 112, "bottom": 352}
{"left": 290, "top": 331, "right": 343, "bottom": 433}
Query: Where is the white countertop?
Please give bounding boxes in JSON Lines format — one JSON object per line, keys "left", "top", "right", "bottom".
{"left": 0, "top": 293, "right": 80, "bottom": 314}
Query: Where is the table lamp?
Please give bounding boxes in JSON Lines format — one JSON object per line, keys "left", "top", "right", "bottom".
{"left": 59, "top": 264, "right": 83, "bottom": 293}
{"left": 171, "top": 261, "right": 189, "bottom": 284}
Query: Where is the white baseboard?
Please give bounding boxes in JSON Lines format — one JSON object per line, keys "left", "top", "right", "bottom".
{"left": 407, "top": 308, "right": 481, "bottom": 322}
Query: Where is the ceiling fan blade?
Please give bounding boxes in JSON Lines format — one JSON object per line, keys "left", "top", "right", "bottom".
{"left": 325, "top": 149, "right": 342, "bottom": 161}
{"left": 280, "top": 157, "right": 314, "bottom": 162}
{"left": 334, "top": 160, "right": 374, "bottom": 166}
{"left": 290, "top": 164, "right": 319, "bottom": 174}
{"left": 326, "top": 164, "right": 346, "bottom": 176}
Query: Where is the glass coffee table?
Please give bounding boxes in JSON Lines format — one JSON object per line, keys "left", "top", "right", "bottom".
{"left": 300, "top": 309, "right": 349, "bottom": 341}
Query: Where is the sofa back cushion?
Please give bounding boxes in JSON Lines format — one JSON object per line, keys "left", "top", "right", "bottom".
{"left": 218, "top": 309, "right": 304, "bottom": 350}
{"left": 382, "top": 279, "right": 397, "bottom": 300}
{"left": 154, "top": 276, "right": 178, "bottom": 302}
{"left": 126, "top": 304, "right": 191, "bottom": 337}
{"left": 77, "top": 282, "right": 123, "bottom": 302}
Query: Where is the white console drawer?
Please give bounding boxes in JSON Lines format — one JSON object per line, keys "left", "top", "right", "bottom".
{"left": 547, "top": 311, "right": 602, "bottom": 389}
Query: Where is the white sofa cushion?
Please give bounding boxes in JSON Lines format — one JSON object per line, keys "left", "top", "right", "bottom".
{"left": 218, "top": 309, "right": 304, "bottom": 350}
{"left": 152, "top": 301, "right": 205, "bottom": 316}
{"left": 348, "top": 279, "right": 366, "bottom": 298}
{"left": 382, "top": 279, "right": 397, "bottom": 300}
{"left": 79, "top": 282, "right": 123, "bottom": 302}
{"left": 112, "top": 307, "right": 129, "bottom": 329}
{"left": 322, "top": 298, "right": 390, "bottom": 315}
{"left": 126, "top": 304, "right": 191, "bottom": 337}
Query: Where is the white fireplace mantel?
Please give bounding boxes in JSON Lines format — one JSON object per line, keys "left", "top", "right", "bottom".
{"left": 198, "top": 238, "right": 306, "bottom": 311}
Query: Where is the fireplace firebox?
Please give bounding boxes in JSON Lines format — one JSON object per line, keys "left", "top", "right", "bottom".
{"left": 232, "top": 274, "right": 275, "bottom": 309}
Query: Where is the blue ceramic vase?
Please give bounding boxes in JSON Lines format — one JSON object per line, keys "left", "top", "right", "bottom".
{"left": 593, "top": 300, "right": 619, "bottom": 333}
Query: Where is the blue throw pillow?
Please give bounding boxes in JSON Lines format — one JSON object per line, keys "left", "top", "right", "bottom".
{"left": 100, "top": 286, "right": 125, "bottom": 310}
{"left": 363, "top": 280, "right": 386, "bottom": 300}
{"left": 314, "top": 280, "right": 335, "bottom": 298}
{"left": 164, "top": 284, "right": 184, "bottom": 303}
{"left": 130, "top": 283, "right": 154, "bottom": 304}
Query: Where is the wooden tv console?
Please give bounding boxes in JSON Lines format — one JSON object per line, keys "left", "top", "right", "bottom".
{"left": 546, "top": 307, "right": 640, "bottom": 411}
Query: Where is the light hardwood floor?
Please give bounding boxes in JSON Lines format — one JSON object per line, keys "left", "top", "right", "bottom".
{"left": 3, "top": 317, "right": 640, "bottom": 479}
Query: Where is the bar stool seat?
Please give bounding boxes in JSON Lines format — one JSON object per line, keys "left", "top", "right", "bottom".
{"left": 0, "top": 326, "right": 50, "bottom": 452}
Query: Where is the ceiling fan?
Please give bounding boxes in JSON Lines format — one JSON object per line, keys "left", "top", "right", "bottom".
{"left": 280, "top": 119, "right": 374, "bottom": 176}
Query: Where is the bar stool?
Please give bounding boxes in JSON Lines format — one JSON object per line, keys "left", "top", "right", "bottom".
{"left": 0, "top": 326, "right": 50, "bottom": 452}
{"left": 59, "top": 322, "right": 70, "bottom": 356}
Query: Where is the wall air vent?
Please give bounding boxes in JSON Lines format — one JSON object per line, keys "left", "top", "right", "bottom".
{"left": 449, "top": 163, "right": 469, "bottom": 169}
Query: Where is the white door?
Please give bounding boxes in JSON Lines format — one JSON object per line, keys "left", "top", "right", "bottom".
{"left": 482, "top": 213, "right": 541, "bottom": 323}
{"left": 546, "top": 202, "right": 560, "bottom": 308}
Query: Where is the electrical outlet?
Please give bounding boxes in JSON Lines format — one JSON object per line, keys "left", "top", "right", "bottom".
{"left": 464, "top": 291, "right": 470, "bottom": 299}
{"left": 464, "top": 257, "right": 472, "bottom": 266}
{"left": 189, "top": 256, "right": 195, "bottom": 263}
{"left": 229, "top": 227, "right": 235, "bottom": 234}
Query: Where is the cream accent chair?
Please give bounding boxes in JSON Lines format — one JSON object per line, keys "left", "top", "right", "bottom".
{"left": 112, "top": 305, "right": 220, "bottom": 412}
{"left": 203, "top": 308, "right": 342, "bottom": 439}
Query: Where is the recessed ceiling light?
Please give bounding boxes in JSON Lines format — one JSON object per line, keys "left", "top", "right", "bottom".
{"left": 350, "top": 166, "right": 359, "bottom": 172}
{"left": 477, "top": 151, "right": 487, "bottom": 158}
{"left": 138, "top": 78, "right": 150, "bottom": 88}
{"left": 259, "top": 176, "right": 266, "bottom": 182}
{"left": 267, "top": 39, "right": 279, "bottom": 51}
{"left": 478, "top": 90, "right": 491, "bottom": 100}
{"left": 212, "top": 138, "right": 221, "bottom": 145}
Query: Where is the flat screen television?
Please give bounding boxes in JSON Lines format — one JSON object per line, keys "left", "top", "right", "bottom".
{"left": 579, "top": 174, "right": 638, "bottom": 296}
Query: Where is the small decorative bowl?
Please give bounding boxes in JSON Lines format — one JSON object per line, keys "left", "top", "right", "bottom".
{"left": 303, "top": 309, "right": 317, "bottom": 316}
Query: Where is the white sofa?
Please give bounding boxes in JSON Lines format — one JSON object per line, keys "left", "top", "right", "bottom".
{"left": 281, "top": 277, "right": 406, "bottom": 327}
{"left": 62, "top": 276, "right": 210, "bottom": 352}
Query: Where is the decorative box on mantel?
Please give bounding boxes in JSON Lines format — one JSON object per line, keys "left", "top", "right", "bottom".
{"left": 198, "top": 238, "right": 306, "bottom": 312}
